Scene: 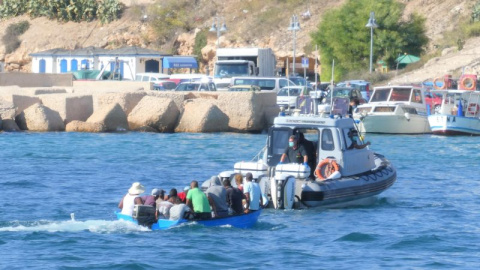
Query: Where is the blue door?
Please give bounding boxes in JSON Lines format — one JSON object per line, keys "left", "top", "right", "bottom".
{"left": 71, "top": 59, "right": 78, "bottom": 71}
{"left": 81, "top": 59, "right": 89, "bottom": 69}
{"left": 60, "top": 59, "right": 67, "bottom": 73}
{"left": 39, "top": 59, "right": 46, "bottom": 73}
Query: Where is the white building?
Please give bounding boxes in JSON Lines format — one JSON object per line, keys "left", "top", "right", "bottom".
{"left": 29, "top": 46, "right": 198, "bottom": 80}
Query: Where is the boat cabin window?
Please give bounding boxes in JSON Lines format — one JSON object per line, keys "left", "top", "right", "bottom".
{"left": 271, "top": 129, "right": 290, "bottom": 156}
{"left": 403, "top": 107, "right": 418, "bottom": 114}
{"left": 411, "top": 89, "right": 423, "bottom": 104}
{"left": 370, "top": 89, "right": 390, "bottom": 102}
{"left": 389, "top": 88, "right": 411, "bottom": 102}
{"left": 321, "top": 129, "right": 335, "bottom": 151}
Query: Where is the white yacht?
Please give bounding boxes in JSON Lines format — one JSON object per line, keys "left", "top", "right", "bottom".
{"left": 353, "top": 85, "right": 431, "bottom": 134}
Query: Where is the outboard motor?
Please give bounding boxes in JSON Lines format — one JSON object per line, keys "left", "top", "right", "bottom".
{"left": 270, "top": 174, "right": 296, "bottom": 209}
{"left": 270, "top": 163, "right": 310, "bottom": 209}
{"left": 133, "top": 205, "right": 156, "bottom": 228}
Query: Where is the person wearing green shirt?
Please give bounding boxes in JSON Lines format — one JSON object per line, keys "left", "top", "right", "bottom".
{"left": 186, "top": 180, "right": 212, "bottom": 220}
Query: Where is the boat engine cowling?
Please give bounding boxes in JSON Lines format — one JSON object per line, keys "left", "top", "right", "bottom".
{"left": 234, "top": 161, "right": 268, "bottom": 180}
{"left": 270, "top": 173, "right": 296, "bottom": 209}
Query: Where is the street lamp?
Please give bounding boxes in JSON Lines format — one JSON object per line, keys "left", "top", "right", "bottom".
{"left": 365, "top": 11, "right": 378, "bottom": 73}
{"left": 287, "top": 15, "right": 300, "bottom": 76}
{"left": 209, "top": 16, "right": 227, "bottom": 49}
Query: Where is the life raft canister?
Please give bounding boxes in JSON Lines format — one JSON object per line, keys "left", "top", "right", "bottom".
{"left": 315, "top": 158, "right": 340, "bottom": 180}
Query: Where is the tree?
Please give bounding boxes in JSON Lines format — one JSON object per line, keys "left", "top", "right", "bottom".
{"left": 311, "top": 0, "right": 427, "bottom": 81}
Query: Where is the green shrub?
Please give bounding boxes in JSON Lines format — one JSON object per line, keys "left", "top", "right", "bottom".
{"left": 0, "top": 0, "right": 123, "bottom": 23}
{"left": 2, "top": 20, "right": 30, "bottom": 54}
{"left": 193, "top": 28, "right": 208, "bottom": 62}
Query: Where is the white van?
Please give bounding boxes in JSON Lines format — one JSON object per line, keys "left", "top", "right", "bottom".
{"left": 230, "top": 77, "right": 296, "bottom": 92}
{"left": 135, "top": 73, "right": 170, "bottom": 82}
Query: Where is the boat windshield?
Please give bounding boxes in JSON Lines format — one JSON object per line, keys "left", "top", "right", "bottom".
{"left": 370, "top": 89, "right": 390, "bottom": 102}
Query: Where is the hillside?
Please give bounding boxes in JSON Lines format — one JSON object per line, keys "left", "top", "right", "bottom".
{"left": 0, "top": 0, "right": 478, "bottom": 83}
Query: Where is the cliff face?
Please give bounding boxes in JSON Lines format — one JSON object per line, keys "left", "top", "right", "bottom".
{"left": 0, "top": 0, "right": 477, "bottom": 81}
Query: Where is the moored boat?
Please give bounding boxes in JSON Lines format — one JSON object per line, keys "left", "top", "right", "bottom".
{"left": 428, "top": 89, "right": 480, "bottom": 135}
{"left": 219, "top": 112, "right": 397, "bottom": 209}
{"left": 353, "top": 85, "right": 431, "bottom": 134}
{"left": 116, "top": 208, "right": 261, "bottom": 230}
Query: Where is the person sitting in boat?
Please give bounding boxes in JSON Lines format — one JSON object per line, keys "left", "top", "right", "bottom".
{"left": 118, "top": 182, "right": 145, "bottom": 217}
{"left": 234, "top": 173, "right": 244, "bottom": 192}
{"left": 167, "top": 188, "right": 181, "bottom": 204}
{"left": 206, "top": 176, "right": 229, "bottom": 218}
{"left": 141, "top": 188, "right": 158, "bottom": 207}
{"left": 155, "top": 189, "right": 174, "bottom": 219}
{"left": 223, "top": 178, "right": 244, "bottom": 215}
{"left": 347, "top": 130, "right": 371, "bottom": 150}
{"left": 186, "top": 180, "right": 212, "bottom": 220}
{"left": 279, "top": 135, "right": 308, "bottom": 167}
{"left": 169, "top": 197, "right": 193, "bottom": 221}
{"left": 177, "top": 186, "right": 190, "bottom": 203}
{"left": 243, "top": 172, "right": 263, "bottom": 213}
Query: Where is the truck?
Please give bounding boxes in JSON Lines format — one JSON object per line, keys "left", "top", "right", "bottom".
{"left": 213, "top": 48, "right": 277, "bottom": 91}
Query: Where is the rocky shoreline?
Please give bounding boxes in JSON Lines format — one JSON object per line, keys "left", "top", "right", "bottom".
{"left": 0, "top": 81, "right": 279, "bottom": 133}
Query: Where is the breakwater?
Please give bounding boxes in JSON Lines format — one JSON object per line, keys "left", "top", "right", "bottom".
{"left": 0, "top": 80, "right": 279, "bottom": 133}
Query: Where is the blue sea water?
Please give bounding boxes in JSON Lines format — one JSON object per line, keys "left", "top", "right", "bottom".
{"left": 1, "top": 132, "right": 480, "bottom": 269}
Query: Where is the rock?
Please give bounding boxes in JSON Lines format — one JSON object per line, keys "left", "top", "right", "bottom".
{"left": 175, "top": 99, "right": 229, "bottom": 133}
{"left": 1, "top": 119, "right": 21, "bottom": 132}
{"left": 0, "top": 99, "right": 16, "bottom": 120}
{"left": 131, "top": 125, "right": 158, "bottom": 132}
{"left": 40, "top": 94, "right": 93, "bottom": 124}
{"left": 128, "top": 96, "right": 180, "bottom": 132}
{"left": 65, "top": 120, "right": 106, "bottom": 132}
{"left": 15, "top": 103, "right": 65, "bottom": 131}
{"left": 96, "top": 91, "right": 147, "bottom": 115}
{"left": 87, "top": 103, "right": 128, "bottom": 132}
{"left": 217, "top": 92, "right": 276, "bottom": 132}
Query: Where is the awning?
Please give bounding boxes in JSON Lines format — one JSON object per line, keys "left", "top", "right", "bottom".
{"left": 163, "top": 57, "right": 198, "bottom": 69}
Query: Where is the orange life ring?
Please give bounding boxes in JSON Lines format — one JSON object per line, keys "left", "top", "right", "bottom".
{"left": 460, "top": 77, "right": 476, "bottom": 90}
{"left": 314, "top": 158, "right": 340, "bottom": 180}
{"left": 433, "top": 77, "right": 446, "bottom": 90}
{"left": 467, "top": 103, "right": 480, "bottom": 115}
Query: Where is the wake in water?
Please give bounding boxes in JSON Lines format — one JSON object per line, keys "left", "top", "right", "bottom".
{"left": 0, "top": 213, "right": 150, "bottom": 233}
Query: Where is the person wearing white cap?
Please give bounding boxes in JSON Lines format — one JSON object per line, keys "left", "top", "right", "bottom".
{"left": 118, "top": 182, "right": 145, "bottom": 216}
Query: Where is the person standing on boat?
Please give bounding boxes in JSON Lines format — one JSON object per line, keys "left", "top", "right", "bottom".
{"left": 206, "top": 176, "right": 229, "bottom": 218}
{"left": 223, "top": 178, "right": 244, "bottom": 215}
{"left": 298, "top": 132, "right": 316, "bottom": 179}
{"left": 186, "top": 180, "right": 212, "bottom": 220}
{"left": 279, "top": 135, "right": 308, "bottom": 166}
{"left": 118, "top": 182, "right": 145, "bottom": 217}
{"left": 243, "top": 172, "right": 263, "bottom": 213}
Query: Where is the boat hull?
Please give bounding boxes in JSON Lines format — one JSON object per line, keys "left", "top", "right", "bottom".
{"left": 428, "top": 114, "right": 480, "bottom": 135}
{"left": 116, "top": 210, "right": 261, "bottom": 230}
{"left": 356, "top": 114, "right": 431, "bottom": 134}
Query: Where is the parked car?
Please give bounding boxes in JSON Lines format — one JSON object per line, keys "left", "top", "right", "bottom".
{"left": 175, "top": 81, "right": 217, "bottom": 91}
{"left": 231, "top": 77, "right": 296, "bottom": 92}
{"left": 277, "top": 86, "right": 311, "bottom": 110}
{"left": 317, "top": 87, "right": 367, "bottom": 115}
{"left": 135, "top": 73, "right": 170, "bottom": 82}
{"left": 228, "top": 84, "right": 261, "bottom": 91}
{"left": 288, "top": 76, "right": 308, "bottom": 86}
{"left": 337, "top": 80, "right": 371, "bottom": 101}
{"left": 153, "top": 80, "right": 177, "bottom": 91}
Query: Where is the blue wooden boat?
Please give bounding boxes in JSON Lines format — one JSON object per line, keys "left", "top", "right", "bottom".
{"left": 116, "top": 209, "right": 261, "bottom": 230}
